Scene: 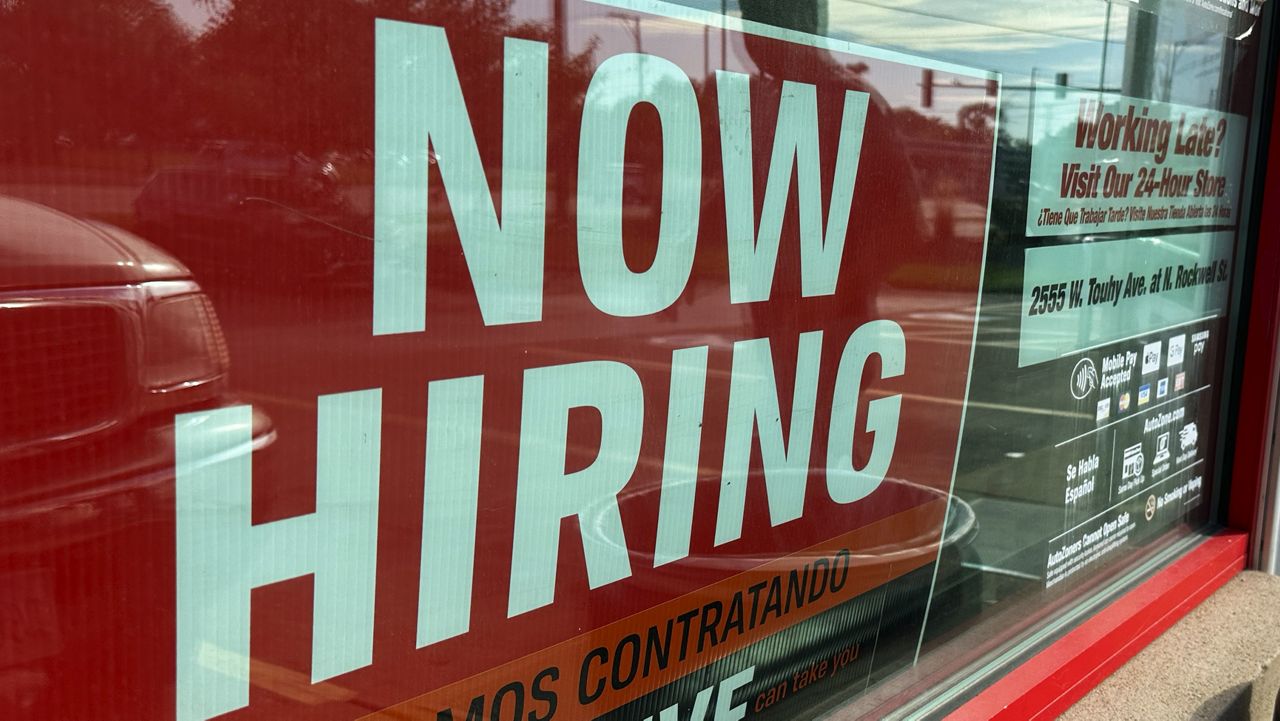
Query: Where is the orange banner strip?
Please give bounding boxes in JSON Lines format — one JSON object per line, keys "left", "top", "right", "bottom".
{"left": 358, "top": 499, "right": 945, "bottom": 721}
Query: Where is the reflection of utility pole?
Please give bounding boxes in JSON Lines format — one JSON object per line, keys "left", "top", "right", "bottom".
{"left": 609, "top": 12, "right": 642, "bottom": 53}
{"left": 1027, "top": 67, "right": 1037, "bottom": 142}
{"left": 553, "top": 0, "right": 565, "bottom": 52}
{"left": 1022, "top": 71, "right": 1068, "bottom": 137}
{"left": 608, "top": 12, "right": 644, "bottom": 89}
{"left": 1160, "top": 40, "right": 1192, "bottom": 102}
{"left": 1122, "top": 1, "right": 1158, "bottom": 98}
{"left": 721, "top": 0, "right": 727, "bottom": 69}
{"left": 1099, "top": 1, "right": 1111, "bottom": 92}
{"left": 919, "top": 69, "right": 999, "bottom": 109}
{"left": 553, "top": 0, "right": 568, "bottom": 229}
{"left": 704, "top": 25, "right": 709, "bottom": 78}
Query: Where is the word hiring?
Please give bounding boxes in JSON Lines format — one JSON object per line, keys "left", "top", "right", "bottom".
{"left": 173, "top": 323, "right": 905, "bottom": 721}
{"left": 371, "top": 18, "right": 870, "bottom": 335}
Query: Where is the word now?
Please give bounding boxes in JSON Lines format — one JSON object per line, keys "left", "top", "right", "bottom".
{"left": 373, "top": 18, "right": 869, "bottom": 335}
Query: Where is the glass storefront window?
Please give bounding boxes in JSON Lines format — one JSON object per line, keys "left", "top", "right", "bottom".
{"left": 0, "top": 1, "right": 1269, "bottom": 719}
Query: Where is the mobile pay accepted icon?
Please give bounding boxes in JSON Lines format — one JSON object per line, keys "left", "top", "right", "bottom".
{"left": 1070, "top": 357, "right": 1098, "bottom": 400}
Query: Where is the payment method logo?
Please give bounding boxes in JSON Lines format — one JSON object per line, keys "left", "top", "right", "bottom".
{"left": 1167, "top": 334, "right": 1186, "bottom": 366}
{"left": 1142, "top": 341, "right": 1162, "bottom": 375}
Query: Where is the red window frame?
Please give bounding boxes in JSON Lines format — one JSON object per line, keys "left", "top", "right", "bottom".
{"left": 953, "top": 49, "right": 1280, "bottom": 719}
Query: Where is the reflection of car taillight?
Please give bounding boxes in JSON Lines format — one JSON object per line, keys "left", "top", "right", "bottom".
{"left": 140, "top": 282, "right": 229, "bottom": 407}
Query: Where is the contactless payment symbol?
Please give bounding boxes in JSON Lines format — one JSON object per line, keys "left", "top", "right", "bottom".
{"left": 1070, "top": 357, "right": 1098, "bottom": 400}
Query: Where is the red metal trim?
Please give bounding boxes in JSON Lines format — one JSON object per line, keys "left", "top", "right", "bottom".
{"left": 946, "top": 530, "right": 1247, "bottom": 721}
{"left": 1227, "top": 73, "right": 1280, "bottom": 538}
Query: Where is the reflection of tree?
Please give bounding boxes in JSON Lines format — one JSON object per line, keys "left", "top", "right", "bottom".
{"left": 957, "top": 101, "right": 995, "bottom": 139}
{"left": 892, "top": 102, "right": 994, "bottom": 145}
{"left": 893, "top": 108, "right": 962, "bottom": 141}
{"left": 195, "top": 0, "right": 594, "bottom": 152}
{"left": 0, "top": 0, "right": 192, "bottom": 154}
{"left": 986, "top": 134, "right": 1032, "bottom": 257}
{"left": 0, "top": 0, "right": 595, "bottom": 162}
{"left": 894, "top": 98, "right": 1029, "bottom": 262}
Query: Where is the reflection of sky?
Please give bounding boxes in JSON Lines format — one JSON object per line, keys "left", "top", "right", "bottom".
{"left": 566, "top": 1, "right": 995, "bottom": 121}
{"left": 652, "top": 0, "right": 1237, "bottom": 136}
{"left": 829, "top": 0, "right": 1124, "bottom": 54}
{"left": 573, "top": 0, "right": 1130, "bottom": 132}
{"left": 166, "top": 0, "right": 1238, "bottom": 138}
{"left": 164, "top": 0, "right": 216, "bottom": 32}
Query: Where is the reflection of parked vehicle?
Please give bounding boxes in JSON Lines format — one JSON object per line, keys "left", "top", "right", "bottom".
{"left": 134, "top": 164, "right": 366, "bottom": 285}
{"left": 0, "top": 197, "right": 275, "bottom": 719}
{"left": 0, "top": 196, "right": 274, "bottom": 549}
{"left": 195, "top": 140, "right": 337, "bottom": 180}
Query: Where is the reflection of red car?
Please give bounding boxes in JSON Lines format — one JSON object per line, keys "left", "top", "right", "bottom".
{"left": 0, "top": 197, "right": 276, "bottom": 718}
{"left": 133, "top": 165, "right": 365, "bottom": 286}
{"left": 0, "top": 196, "right": 274, "bottom": 550}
